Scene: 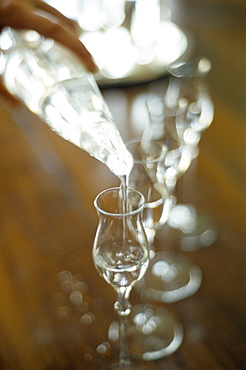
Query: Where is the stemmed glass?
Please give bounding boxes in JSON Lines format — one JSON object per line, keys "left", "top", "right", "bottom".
{"left": 93, "top": 187, "right": 149, "bottom": 369}
{"left": 165, "top": 56, "right": 218, "bottom": 250}
{"left": 126, "top": 140, "right": 183, "bottom": 361}
{"left": 140, "top": 97, "right": 202, "bottom": 303}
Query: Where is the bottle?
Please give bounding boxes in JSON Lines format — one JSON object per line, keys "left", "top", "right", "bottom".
{"left": 0, "top": 28, "right": 133, "bottom": 178}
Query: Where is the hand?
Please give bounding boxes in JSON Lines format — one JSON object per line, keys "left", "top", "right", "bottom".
{"left": 0, "top": 0, "right": 98, "bottom": 104}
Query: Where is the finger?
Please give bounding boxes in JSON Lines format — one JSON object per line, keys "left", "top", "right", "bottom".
{"left": 35, "top": 0, "right": 81, "bottom": 36}
{"left": 32, "top": 9, "right": 98, "bottom": 73}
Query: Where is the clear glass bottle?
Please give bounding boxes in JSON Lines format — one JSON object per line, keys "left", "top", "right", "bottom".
{"left": 0, "top": 28, "right": 133, "bottom": 178}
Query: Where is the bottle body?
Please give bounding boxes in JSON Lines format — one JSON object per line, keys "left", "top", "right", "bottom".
{"left": 1, "top": 28, "right": 133, "bottom": 177}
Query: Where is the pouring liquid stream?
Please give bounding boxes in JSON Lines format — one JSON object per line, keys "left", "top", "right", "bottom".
{"left": 119, "top": 174, "right": 130, "bottom": 254}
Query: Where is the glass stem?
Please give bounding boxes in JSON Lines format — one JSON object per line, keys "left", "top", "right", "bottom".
{"left": 114, "top": 286, "right": 132, "bottom": 369}
{"left": 118, "top": 314, "right": 130, "bottom": 369}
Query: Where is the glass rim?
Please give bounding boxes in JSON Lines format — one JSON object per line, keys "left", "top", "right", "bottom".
{"left": 94, "top": 186, "right": 145, "bottom": 217}
{"left": 146, "top": 95, "right": 187, "bottom": 118}
{"left": 126, "top": 139, "right": 166, "bottom": 164}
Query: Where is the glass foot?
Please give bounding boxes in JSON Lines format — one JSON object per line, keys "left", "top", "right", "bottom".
{"left": 127, "top": 304, "right": 183, "bottom": 361}
{"left": 168, "top": 204, "right": 218, "bottom": 251}
{"left": 110, "top": 362, "right": 147, "bottom": 369}
{"left": 136, "top": 252, "right": 202, "bottom": 303}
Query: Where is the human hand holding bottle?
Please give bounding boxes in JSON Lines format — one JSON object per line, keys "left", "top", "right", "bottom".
{"left": 0, "top": 0, "right": 98, "bottom": 104}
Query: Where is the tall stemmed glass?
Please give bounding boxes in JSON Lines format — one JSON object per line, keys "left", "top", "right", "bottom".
{"left": 165, "top": 56, "right": 218, "bottom": 250}
{"left": 126, "top": 140, "right": 183, "bottom": 361}
{"left": 93, "top": 187, "right": 149, "bottom": 369}
{"left": 141, "top": 97, "right": 202, "bottom": 303}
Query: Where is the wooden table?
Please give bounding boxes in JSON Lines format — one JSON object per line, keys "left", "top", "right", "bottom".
{"left": 0, "top": 0, "right": 245, "bottom": 368}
